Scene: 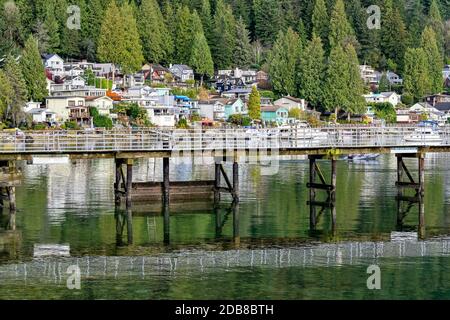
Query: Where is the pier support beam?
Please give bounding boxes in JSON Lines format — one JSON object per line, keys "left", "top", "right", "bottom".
{"left": 126, "top": 159, "right": 133, "bottom": 205}
{"left": 214, "top": 163, "right": 221, "bottom": 205}
{"left": 307, "top": 155, "right": 337, "bottom": 230}
{"left": 232, "top": 161, "right": 239, "bottom": 202}
{"left": 395, "top": 153, "right": 425, "bottom": 199}
{"left": 163, "top": 157, "right": 170, "bottom": 205}
{"left": 162, "top": 157, "right": 170, "bottom": 244}
{"left": 395, "top": 153, "right": 426, "bottom": 238}
{"left": 0, "top": 160, "right": 19, "bottom": 212}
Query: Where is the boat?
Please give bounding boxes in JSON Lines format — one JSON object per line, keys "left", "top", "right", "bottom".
{"left": 345, "top": 154, "right": 380, "bottom": 161}
{"left": 403, "top": 121, "right": 442, "bottom": 144}
{"left": 274, "top": 122, "right": 328, "bottom": 141}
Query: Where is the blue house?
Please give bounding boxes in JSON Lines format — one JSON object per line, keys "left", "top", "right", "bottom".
{"left": 224, "top": 98, "right": 246, "bottom": 119}
{"left": 261, "top": 106, "right": 289, "bottom": 124}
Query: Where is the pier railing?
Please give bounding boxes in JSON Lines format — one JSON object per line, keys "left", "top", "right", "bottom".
{"left": 0, "top": 126, "right": 449, "bottom": 153}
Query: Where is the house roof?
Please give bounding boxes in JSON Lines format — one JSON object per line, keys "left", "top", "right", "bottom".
{"left": 85, "top": 96, "right": 113, "bottom": 102}
{"left": 380, "top": 91, "right": 398, "bottom": 98}
{"left": 435, "top": 102, "right": 450, "bottom": 111}
{"left": 277, "top": 96, "right": 304, "bottom": 103}
{"left": 171, "top": 64, "right": 193, "bottom": 71}
{"left": 261, "top": 106, "right": 286, "bottom": 112}
{"left": 42, "top": 53, "right": 62, "bottom": 61}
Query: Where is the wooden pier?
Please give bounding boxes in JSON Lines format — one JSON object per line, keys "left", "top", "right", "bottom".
{"left": 0, "top": 126, "right": 443, "bottom": 238}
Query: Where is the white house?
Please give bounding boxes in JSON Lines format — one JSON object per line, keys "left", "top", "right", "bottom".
{"left": 42, "top": 54, "right": 64, "bottom": 78}
{"left": 46, "top": 96, "right": 86, "bottom": 122}
{"left": 146, "top": 107, "right": 175, "bottom": 127}
{"left": 274, "top": 96, "right": 308, "bottom": 111}
{"left": 409, "top": 102, "right": 447, "bottom": 123}
{"left": 363, "top": 92, "right": 401, "bottom": 107}
{"left": 27, "top": 108, "right": 57, "bottom": 123}
{"left": 169, "top": 64, "right": 194, "bottom": 83}
{"left": 359, "top": 65, "right": 378, "bottom": 84}
{"left": 50, "top": 76, "right": 86, "bottom": 93}
{"left": 85, "top": 96, "right": 114, "bottom": 116}
{"left": 198, "top": 100, "right": 226, "bottom": 121}
{"left": 50, "top": 85, "right": 107, "bottom": 98}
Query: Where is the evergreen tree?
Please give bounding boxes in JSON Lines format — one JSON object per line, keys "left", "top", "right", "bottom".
{"left": 407, "top": 0, "right": 425, "bottom": 47}
{"left": 97, "top": 0, "right": 122, "bottom": 70}
{"left": 312, "top": 0, "right": 328, "bottom": 45}
{"left": 248, "top": 86, "right": 261, "bottom": 120}
{"left": 82, "top": 0, "right": 105, "bottom": 59}
{"left": 0, "top": 0, "right": 24, "bottom": 56}
{"left": 42, "top": 0, "right": 60, "bottom": 53}
{"left": 427, "top": 0, "right": 445, "bottom": 58}
{"left": 297, "top": 34, "right": 325, "bottom": 109}
{"left": 267, "top": 28, "right": 301, "bottom": 97}
{"left": 119, "top": 2, "right": 144, "bottom": 74}
{"left": 344, "top": 43, "right": 366, "bottom": 118}
{"left": 328, "top": 0, "right": 355, "bottom": 49}
{"left": 0, "top": 69, "right": 13, "bottom": 121}
{"left": 403, "top": 47, "right": 432, "bottom": 101}
{"left": 200, "top": 0, "right": 213, "bottom": 44}
{"left": 323, "top": 45, "right": 350, "bottom": 116}
{"left": 212, "top": 0, "right": 236, "bottom": 69}
{"left": 20, "top": 35, "right": 48, "bottom": 102}
{"left": 253, "top": 0, "right": 283, "bottom": 45}
{"left": 138, "top": 0, "right": 171, "bottom": 63}
{"left": 421, "top": 26, "right": 444, "bottom": 93}
{"left": 190, "top": 32, "right": 214, "bottom": 86}
{"left": 234, "top": 17, "right": 252, "bottom": 68}
{"left": 33, "top": 20, "right": 49, "bottom": 54}
{"left": 381, "top": 0, "right": 408, "bottom": 73}
{"left": 2, "top": 55, "right": 27, "bottom": 126}
{"left": 98, "top": 1, "right": 143, "bottom": 79}
{"left": 297, "top": 18, "right": 308, "bottom": 48}
{"left": 378, "top": 72, "right": 391, "bottom": 92}
{"left": 173, "top": 5, "right": 192, "bottom": 64}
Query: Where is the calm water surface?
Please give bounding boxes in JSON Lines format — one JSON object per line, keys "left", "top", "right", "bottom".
{"left": 1, "top": 154, "right": 450, "bottom": 299}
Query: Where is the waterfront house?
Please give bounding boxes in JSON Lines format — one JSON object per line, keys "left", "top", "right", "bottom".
{"left": 27, "top": 108, "right": 57, "bottom": 124}
{"left": 261, "top": 106, "right": 289, "bottom": 125}
{"left": 146, "top": 106, "right": 176, "bottom": 127}
{"left": 222, "top": 88, "right": 252, "bottom": 100}
{"left": 69, "top": 105, "right": 92, "bottom": 127}
{"left": 149, "top": 64, "right": 171, "bottom": 83}
{"left": 435, "top": 102, "right": 450, "bottom": 118}
{"left": 224, "top": 98, "right": 246, "bottom": 119}
{"left": 42, "top": 53, "right": 64, "bottom": 79}
{"left": 46, "top": 96, "right": 86, "bottom": 122}
{"left": 274, "top": 96, "right": 308, "bottom": 111}
{"left": 363, "top": 92, "right": 401, "bottom": 107}
{"left": 50, "top": 85, "right": 107, "bottom": 98}
{"left": 85, "top": 96, "right": 114, "bottom": 117}
{"left": 396, "top": 109, "right": 420, "bottom": 123}
{"left": 423, "top": 93, "right": 450, "bottom": 107}
{"left": 198, "top": 100, "right": 226, "bottom": 121}
{"left": 360, "top": 65, "right": 378, "bottom": 84}
{"left": 409, "top": 102, "right": 447, "bottom": 123}
{"left": 169, "top": 64, "right": 194, "bottom": 83}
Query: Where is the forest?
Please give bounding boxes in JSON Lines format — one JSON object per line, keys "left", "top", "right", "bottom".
{"left": 0, "top": 0, "right": 449, "bottom": 123}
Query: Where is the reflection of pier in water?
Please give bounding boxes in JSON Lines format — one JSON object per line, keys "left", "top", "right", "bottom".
{"left": 2, "top": 236, "right": 450, "bottom": 283}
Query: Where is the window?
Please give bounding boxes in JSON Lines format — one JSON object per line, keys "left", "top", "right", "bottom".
{"left": 68, "top": 100, "right": 75, "bottom": 106}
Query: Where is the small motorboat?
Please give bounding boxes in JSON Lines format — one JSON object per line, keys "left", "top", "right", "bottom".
{"left": 403, "top": 122, "right": 442, "bottom": 144}
{"left": 345, "top": 154, "right": 380, "bottom": 161}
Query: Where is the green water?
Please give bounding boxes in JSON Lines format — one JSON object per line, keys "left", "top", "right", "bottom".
{"left": 1, "top": 154, "right": 450, "bottom": 299}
